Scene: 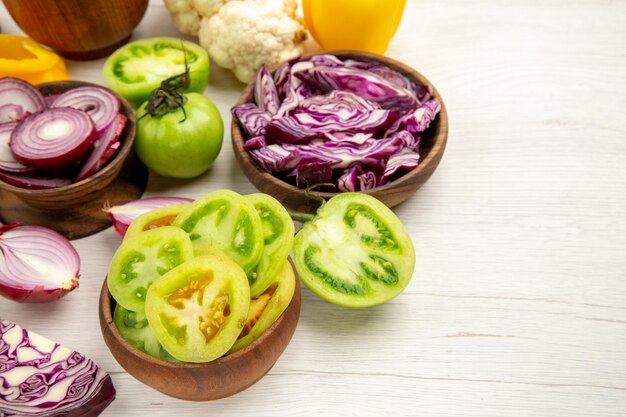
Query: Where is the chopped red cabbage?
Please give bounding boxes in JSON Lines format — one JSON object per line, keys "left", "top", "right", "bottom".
{"left": 254, "top": 65, "right": 280, "bottom": 115}
{"left": 234, "top": 55, "right": 441, "bottom": 192}
{"left": 232, "top": 103, "right": 271, "bottom": 137}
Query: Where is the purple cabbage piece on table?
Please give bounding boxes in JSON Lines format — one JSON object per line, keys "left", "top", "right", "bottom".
{"left": 0, "top": 320, "right": 116, "bottom": 417}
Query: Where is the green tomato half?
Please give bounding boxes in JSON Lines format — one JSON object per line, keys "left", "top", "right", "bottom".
{"left": 135, "top": 92, "right": 224, "bottom": 178}
{"left": 293, "top": 193, "right": 415, "bottom": 308}
{"left": 103, "top": 37, "right": 209, "bottom": 107}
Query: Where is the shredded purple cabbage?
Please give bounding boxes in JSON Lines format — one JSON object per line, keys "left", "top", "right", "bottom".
{"left": 233, "top": 55, "right": 441, "bottom": 192}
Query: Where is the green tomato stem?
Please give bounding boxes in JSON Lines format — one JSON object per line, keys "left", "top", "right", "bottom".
{"left": 288, "top": 211, "right": 315, "bottom": 223}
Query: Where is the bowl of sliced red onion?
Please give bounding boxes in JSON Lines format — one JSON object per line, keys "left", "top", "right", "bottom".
{"left": 231, "top": 51, "right": 448, "bottom": 210}
{"left": 0, "top": 78, "right": 146, "bottom": 238}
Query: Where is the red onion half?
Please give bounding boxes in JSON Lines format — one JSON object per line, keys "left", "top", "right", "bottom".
{"left": 51, "top": 86, "right": 120, "bottom": 135}
{"left": 9, "top": 107, "right": 95, "bottom": 171}
{"left": 0, "top": 320, "right": 116, "bottom": 417}
{"left": 0, "top": 223, "right": 80, "bottom": 303}
{"left": 0, "top": 122, "right": 31, "bottom": 173}
{"left": 105, "top": 196, "right": 194, "bottom": 237}
{"left": 0, "top": 78, "right": 46, "bottom": 124}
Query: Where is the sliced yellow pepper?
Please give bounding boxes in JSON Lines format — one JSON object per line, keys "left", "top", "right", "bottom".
{"left": 0, "top": 34, "right": 69, "bottom": 84}
{"left": 302, "top": 0, "right": 407, "bottom": 55}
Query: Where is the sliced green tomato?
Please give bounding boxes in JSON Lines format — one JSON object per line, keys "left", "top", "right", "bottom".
{"left": 245, "top": 193, "right": 294, "bottom": 297}
{"left": 293, "top": 193, "right": 415, "bottom": 308}
{"left": 113, "top": 304, "right": 178, "bottom": 362}
{"left": 103, "top": 37, "right": 209, "bottom": 106}
{"left": 145, "top": 255, "right": 250, "bottom": 362}
{"left": 173, "top": 190, "right": 264, "bottom": 276}
{"left": 108, "top": 226, "right": 195, "bottom": 312}
{"left": 124, "top": 204, "right": 190, "bottom": 240}
{"left": 228, "top": 260, "right": 296, "bottom": 354}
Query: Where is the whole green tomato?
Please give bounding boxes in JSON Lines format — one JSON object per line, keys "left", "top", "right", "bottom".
{"left": 135, "top": 93, "right": 224, "bottom": 178}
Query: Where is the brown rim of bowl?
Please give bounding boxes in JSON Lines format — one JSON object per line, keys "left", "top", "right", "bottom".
{"left": 231, "top": 50, "right": 448, "bottom": 201}
{"left": 99, "top": 275, "right": 300, "bottom": 370}
{"left": 0, "top": 80, "right": 136, "bottom": 195}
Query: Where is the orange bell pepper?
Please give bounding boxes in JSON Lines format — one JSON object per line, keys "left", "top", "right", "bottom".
{"left": 302, "top": 0, "right": 407, "bottom": 55}
{"left": 0, "top": 34, "right": 69, "bottom": 84}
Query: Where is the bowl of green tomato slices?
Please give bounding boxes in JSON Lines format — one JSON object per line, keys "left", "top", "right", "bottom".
{"left": 99, "top": 190, "right": 300, "bottom": 401}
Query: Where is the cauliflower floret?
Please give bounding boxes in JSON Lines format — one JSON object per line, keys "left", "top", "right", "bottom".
{"left": 173, "top": 10, "right": 202, "bottom": 36}
{"left": 198, "top": 0, "right": 306, "bottom": 83}
{"left": 191, "top": 0, "right": 237, "bottom": 18}
{"left": 164, "top": 0, "right": 201, "bottom": 35}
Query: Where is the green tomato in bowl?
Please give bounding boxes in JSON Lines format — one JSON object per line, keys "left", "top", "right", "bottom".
{"left": 135, "top": 93, "right": 224, "bottom": 179}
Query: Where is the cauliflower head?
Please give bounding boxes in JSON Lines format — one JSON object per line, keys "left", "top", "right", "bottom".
{"left": 163, "top": 0, "right": 202, "bottom": 36}
{"left": 187, "top": 0, "right": 307, "bottom": 83}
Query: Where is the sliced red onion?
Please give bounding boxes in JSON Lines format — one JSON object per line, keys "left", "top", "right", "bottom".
{"left": 0, "top": 78, "right": 46, "bottom": 124}
{"left": 0, "top": 170, "right": 71, "bottom": 189}
{"left": 10, "top": 107, "right": 96, "bottom": 171}
{"left": 0, "top": 122, "right": 31, "bottom": 173}
{"left": 51, "top": 86, "right": 120, "bottom": 135}
{"left": 105, "top": 196, "right": 194, "bottom": 237}
{"left": 43, "top": 93, "right": 61, "bottom": 107}
{"left": 0, "top": 320, "right": 116, "bottom": 416}
{"left": 0, "top": 223, "right": 80, "bottom": 303}
{"left": 75, "top": 114, "right": 127, "bottom": 182}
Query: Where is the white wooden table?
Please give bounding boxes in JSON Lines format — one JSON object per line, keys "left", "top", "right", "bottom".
{"left": 2, "top": 1, "right": 626, "bottom": 416}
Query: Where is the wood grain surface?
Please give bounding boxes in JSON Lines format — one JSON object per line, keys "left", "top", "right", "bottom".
{"left": 1, "top": 1, "right": 626, "bottom": 416}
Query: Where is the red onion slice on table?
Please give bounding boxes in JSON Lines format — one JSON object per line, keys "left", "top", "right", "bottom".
{"left": 51, "top": 86, "right": 120, "bottom": 134}
{"left": 0, "top": 122, "right": 31, "bottom": 173}
{"left": 74, "top": 113, "right": 127, "bottom": 182}
{"left": 0, "top": 78, "right": 46, "bottom": 124}
{"left": 0, "top": 223, "right": 80, "bottom": 303}
{"left": 105, "top": 196, "right": 194, "bottom": 237}
{"left": 9, "top": 107, "right": 95, "bottom": 171}
{"left": 0, "top": 320, "right": 116, "bottom": 416}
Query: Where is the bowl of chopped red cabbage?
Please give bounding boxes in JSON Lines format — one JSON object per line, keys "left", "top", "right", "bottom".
{"left": 231, "top": 51, "right": 448, "bottom": 211}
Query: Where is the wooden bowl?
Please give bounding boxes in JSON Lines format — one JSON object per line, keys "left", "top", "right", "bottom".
{"left": 0, "top": 81, "right": 147, "bottom": 239}
{"left": 99, "top": 275, "right": 301, "bottom": 401}
{"left": 2, "top": 0, "right": 148, "bottom": 60}
{"left": 232, "top": 51, "right": 448, "bottom": 211}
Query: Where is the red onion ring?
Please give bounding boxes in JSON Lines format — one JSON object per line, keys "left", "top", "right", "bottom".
{"left": 51, "top": 86, "right": 120, "bottom": 135}
{"left": 0, "top": 122, "right": 31, "bottom": 173}
{"left": 0, "top": 78, "right": 46, "bottom": 124}
{"left": 0, "top": 223, "right": 80, "bottom": 303}
{"left": 0, "top": 169, "right": 71, "bottom": 189}
{"left": 9, "top": 107, "right": 96, "bottom": 171}
{"left": 75, "top": 113, "right": 127, "bottom": 182}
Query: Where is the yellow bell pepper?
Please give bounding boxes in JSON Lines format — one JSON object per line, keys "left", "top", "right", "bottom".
{"left": 302, "top": 0, "right": 407, "bottom": 55}
{"left": 0, "top": 34, "right": 69, "bottom": 84}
